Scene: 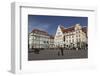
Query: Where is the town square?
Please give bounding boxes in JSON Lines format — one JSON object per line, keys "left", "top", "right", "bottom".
{"left": 28, "top": 15, "right": 88, "bottom": 60}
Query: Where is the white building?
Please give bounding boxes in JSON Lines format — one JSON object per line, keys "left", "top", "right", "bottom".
{"left": 29, "top": 29, "right": 54, "bottom": 49}
{"left": 49, "top": 35, "right": 54, "bottom": 48}
{"left": 29, "top": 24, "right": 87, "bottom": 49}
{"left": 54, "top": 24, "right": 87, "bottom": 49}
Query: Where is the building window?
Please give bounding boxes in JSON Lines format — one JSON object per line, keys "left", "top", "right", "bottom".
{"left": 72, "top": 35, "right": 74, "bottom": 38}
{"left": 44, "top": 41, "right": 46, "bottom": 43}
{"left": 63, "top": 36, "right": 65, "bottom": 41}
{"left": 72, "top": 39, "right": 74, "bottom": 43}
{"left": 66, "top": 40, "right": 68, "bottom": 43}
{"left": 79, "top": 39, "right": 81, "bottom": 42}
{"left": 76, "top": 30, "right": 79, "bottom": 33}
{"left": 34, "top": 36, "right": 36, "bottom": 39}
{"left": 76, "top": 39, "right": 78, "bottom": 42}
{"left": 79, "top": 30, "right": 80, "bottom": 33}
{"left": 69, "top": 40, "right": 71, "bottom": 43}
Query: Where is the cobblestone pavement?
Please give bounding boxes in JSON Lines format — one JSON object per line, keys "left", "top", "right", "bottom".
{"left": 28, "top": 48, "right": 88, "bottom": 61}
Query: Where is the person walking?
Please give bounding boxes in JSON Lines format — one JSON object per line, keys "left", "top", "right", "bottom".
{"left": 58, "top": 47, "right": 64, "bottom": 56}
{"left": 60, "top": 47, "right": 64, "bottom": 56}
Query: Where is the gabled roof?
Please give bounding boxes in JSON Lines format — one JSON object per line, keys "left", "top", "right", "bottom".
{"left": 32, "top": 29, "right": 49, "bottom": 36}
{"left": 31, "top": 29, "right": 54, "bottom": 39}
{"left": 59, "top": 24, "right": 87, "bottom": 34}
{"left": 60, "top": 25, "right": 75, "bottom": 33}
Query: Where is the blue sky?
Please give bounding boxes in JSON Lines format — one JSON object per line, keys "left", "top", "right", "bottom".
{"left": 28, "top": 15, "right": 88, "bottom": 35}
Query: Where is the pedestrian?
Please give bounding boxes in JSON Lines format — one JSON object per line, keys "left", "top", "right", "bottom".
{"left": 60, "top": 47, "right": 64, "bottom": 56}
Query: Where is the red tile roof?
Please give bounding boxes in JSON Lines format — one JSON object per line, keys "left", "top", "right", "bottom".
{"left": 31, "top": 24, "right": 87, "bottom": 38}
{"left": 31, "top": 29, "right": 54, "bottom": 39}
{"left": 60, "top": 26, "right": 75, "bottom": 33}
{"left": 60, "top": 25, "right": 87, "bottom": 34}
{"left": 32, "top": 29, "right": 49, "bottom": 36}
{"left": 82, "top": 27, "right": 87, "bottom": 33}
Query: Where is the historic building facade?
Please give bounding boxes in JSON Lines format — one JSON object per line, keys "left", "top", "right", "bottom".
{"left": 28, "top": 29, "right": 54, "bottom": 49}
{"left": 54, "top": 24, "right": 87, "bottom": 49}
{"left": 29, "top": 24, "right": 87, "bottom": 49}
